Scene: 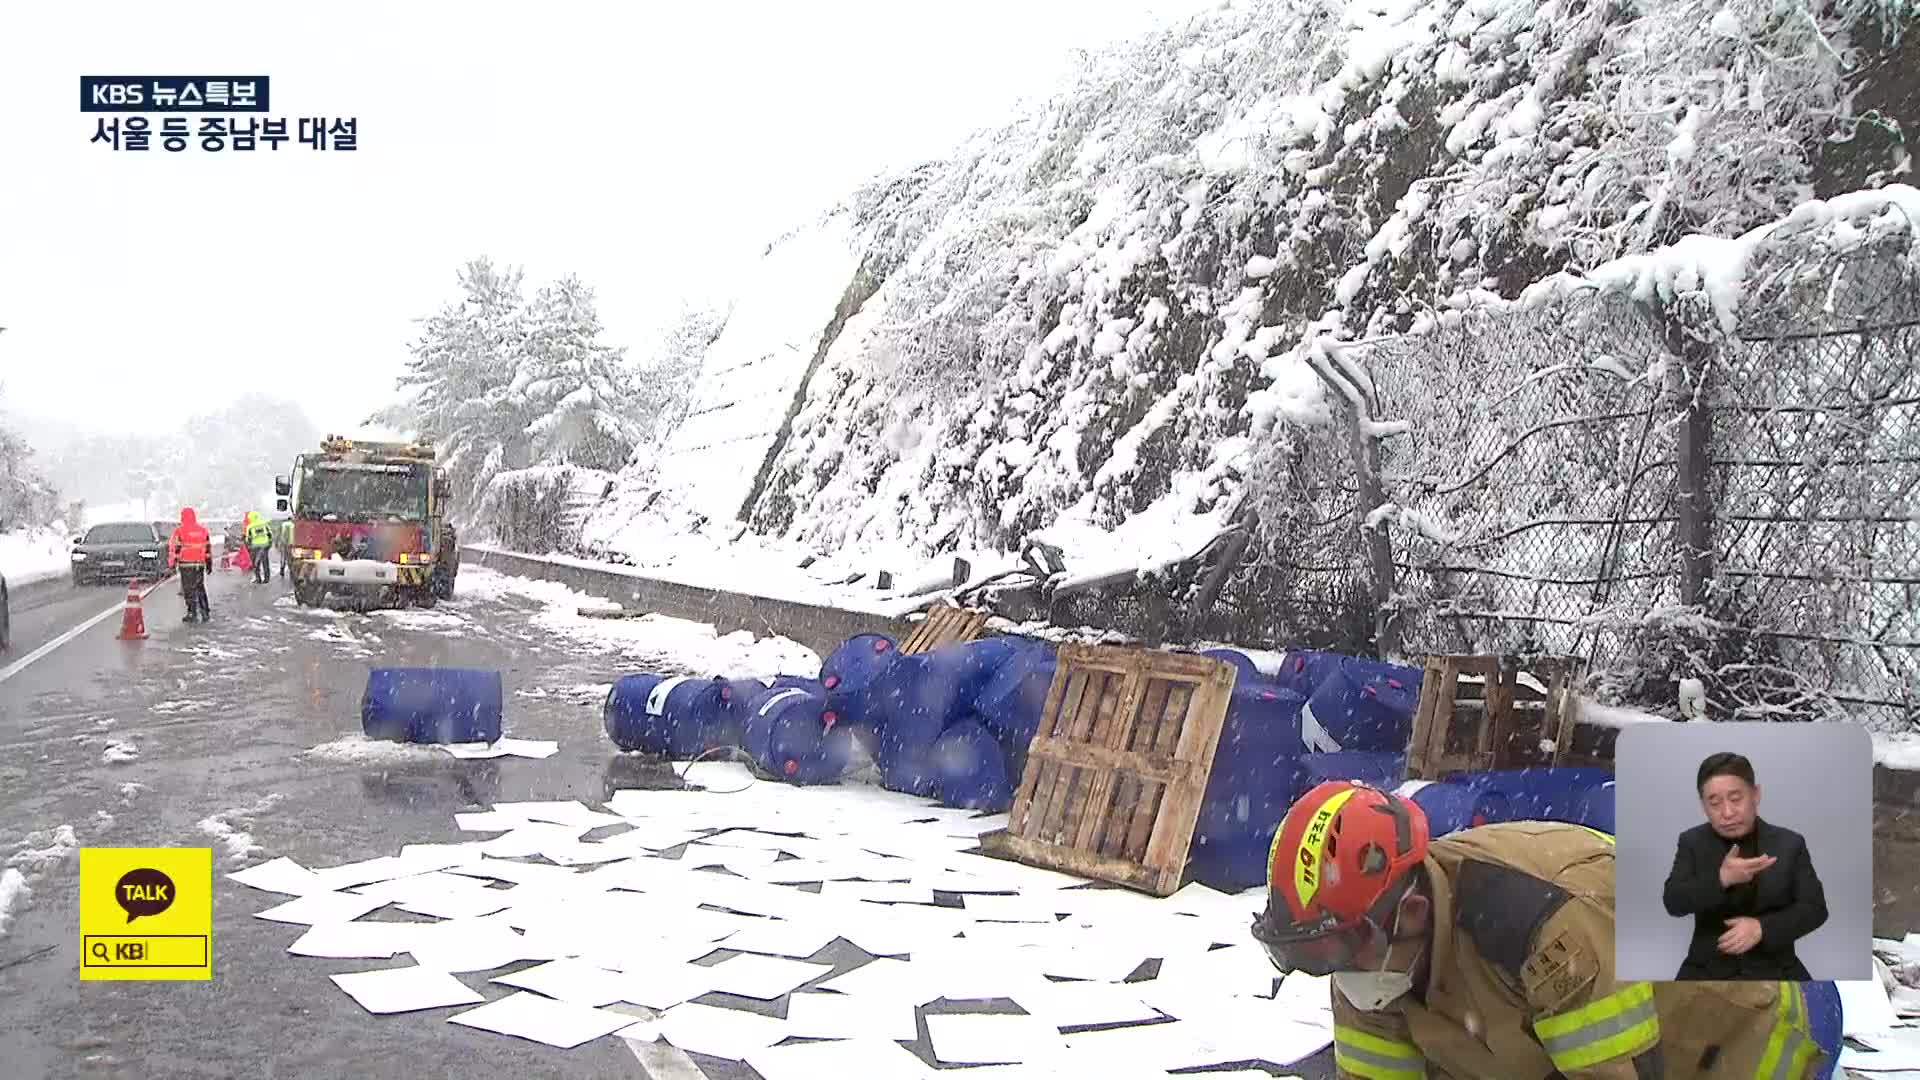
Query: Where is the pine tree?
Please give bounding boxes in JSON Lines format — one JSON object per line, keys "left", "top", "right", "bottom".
{"left": 392, "top": 257, "right": 530, "bottom": 498}
{"left": 514, "top": 276, "right": 643, "bottom": 471}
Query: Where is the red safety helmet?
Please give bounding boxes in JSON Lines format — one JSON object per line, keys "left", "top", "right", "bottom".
{"left": 1249, "top": 780, "right": 1430, "bottom": 975}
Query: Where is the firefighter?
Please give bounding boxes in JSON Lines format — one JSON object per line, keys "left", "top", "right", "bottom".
{"left": 244, "top": 511, "right": 274, "bottom": 585}
{"left": 167, "top": 507, "right": 212, "bottom": 623}
{"left": 1250, "top": 780, "right": 1832, "bottom": 1079}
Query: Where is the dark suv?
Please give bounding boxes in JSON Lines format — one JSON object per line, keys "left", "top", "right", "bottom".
{"left": 71, "top": 521, "right": 169, "bottom": 585}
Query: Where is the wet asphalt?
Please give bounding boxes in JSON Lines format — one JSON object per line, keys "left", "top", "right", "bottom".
{"left": 0, "top": 566, "right": 1335, "bottom": 1080}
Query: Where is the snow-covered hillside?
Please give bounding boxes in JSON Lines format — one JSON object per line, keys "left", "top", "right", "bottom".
{"left": 576, "top": 0, "right": 1916, "bottom": 689}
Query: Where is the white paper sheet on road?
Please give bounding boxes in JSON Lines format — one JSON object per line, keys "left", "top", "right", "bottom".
{"left": 491, "top": 958, "right": 630, "bottom": 1007}
{"left": 714, "top": 917, "right": 842, "bottom": 959}
{"left": 597, "top": 823, "right": 708, "bottom": 852}
{"left": 255, "top": 891, "right": 391, "bottom": 926}
{"left": 656, "top": 1001, "right": 790, "bottom": 1059}
{"left": 926, "top": 1012, "right": 1069, "bottom": 1065}
{"left": 1010, "top": 980, "right": 1164, "bottom": 1029}
{"left": 701, "top": 952, "right": 836, "bottom": 999}
{"left": 442, "top": 858, "right": 581, "bottom": 887}
{"left": 782, "top": 990, "right": 919, "bottom": 1041}
{"left": 817, "top": 879, "right": 937, "bottom": 905}
{"left": 330, "top": 965, "right": 485, "bottom": 1014}
{"left": 348, "top": 871, "right": 489, "bottom": 906}
{"left": 744, "top": 1036, "right": 938, "bottom": 1080}
{"left": 491, "top": 800, "right": 627, "bottom": 830}
{"left": 441, "top": 737, "right": 560, "bottom": 760}
{"left": 447, "top": 990, "right": 641, "bottom": 1049}
{"left": 1839, "top": 1044, "right": 1920, "bottom": 1071}
{"left": 1842, "top": 977, "right": 1905, "bottom": 1035}
{"left": 813, "top": 956, "right": 932, "bottom": 1002}
{"left": 613, "top": 961, "right": 725, "bottom": 1010}
{"left": 453, "top": 810, "right": 521, "bottom": 831}
{"left": 288, "top": 920, "right": 418, "bottom": 959}
{"left": 307, "top": 856, "right": 418, "bottom": 892}
{"left": 405, "top": 916, "right": 535, "bottom": 974}
{"left": 229, "top": 857, "right": 328, "bottom": 896}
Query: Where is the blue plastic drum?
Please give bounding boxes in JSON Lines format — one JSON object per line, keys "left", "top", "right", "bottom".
{"left": 1803, "top": 980, "right": 1842, "bottom": 1080}
{"left": 1446, "top": 767, "right": 1613, "bottom": 827}
{"left": 713, "top": 678, "right": 768, "bottom": 750}
{"left": 1201, "top": 648, "right": 1266, "bottom": 688}
{"left": 363, "top": 668, "right": 504, "bottom": 745}
{"left": 1298, "top": 750, "right": 1408, "bottom": 790}
{"left": 820, "top": 633, "right": 899, "bottom": 697}
{"left": 929, "top": 720, "right": 1013, "bottom": 812}
{"left": 763, "top": 692, "right": 856, "bottom": 786}
{"left": 604, "top": 673, "right": 730, "bottom": 757}
{"left": 1301, "top": 656, "right": 1423, "bottom": 753}
{"left": 1270, "top": 649, "right": 1347, "bottom": 698}
{"left": 742, "top": 685, "right": 817, "bottom": 769}
{"left": 1395, "top": 779, "right": 1480, "bottom": 837}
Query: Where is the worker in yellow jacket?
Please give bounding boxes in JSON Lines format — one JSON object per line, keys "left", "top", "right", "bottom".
{"left": 1250, "top": 780, "right": 1828, "bottom": 1079}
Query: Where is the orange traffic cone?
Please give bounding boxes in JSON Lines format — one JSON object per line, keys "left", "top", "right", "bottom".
{"left": 220, "top": 548, "right": 233, "bottom": 571}
{"left": 117, "top": 580, "right": 147, "bottom": 641}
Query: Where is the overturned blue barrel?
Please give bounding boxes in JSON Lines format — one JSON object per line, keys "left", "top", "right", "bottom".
{"left": 1299, "top": 750, "right": 1407, "bottom": 790}
{"left": 604, "top": 673, "right": 730, "bottom": 757}
{"left": 1804, "top": 981, "right": 1842, "bottom": 1080}
{"left": 1446, "top": 767, "right": 1613, "bottom": 827}
{"left": 1201, "top": 648, "right": 1266, "bottom": 688}
{"left": 1301, "top": 657, "right": 1422, "bottom": 753}
{"left": 1270, "top": 649, "right": 1346, "bottom": 698}
{"left": 1394, "top": 779, "right": 1480, "bottom": 837}
{"left": 820, "top": 633, "right": 898, "bottom": 697}
{"left": 771, "top": 675, "right": 826, "bottom": 694}
{"left": 363, "top": 668, "right": 503, "bottom": 744}
{"left": 1186, "top": 687, "right": 1312, "bottom": 892}
{"left": 712, "top": 678, "right": 769, "bottom": 750}
{"left": 760, "top": 690, "right": 856, "bottom": 785}
{"left": 742, "top": 685, "right": 816, "bottom": 768}
{"left": 929, "top": 720, "right": 1013, "bottom": 812}
{"left": 1567, "top": 779, "right": 1616, "bottom": 834}
{"left": 971, "top": 640, "right": 1057, "bottom": 780}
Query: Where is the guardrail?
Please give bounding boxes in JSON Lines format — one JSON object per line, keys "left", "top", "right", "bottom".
{"left": 460, "top": 545, "right": 916, "bottom": 660}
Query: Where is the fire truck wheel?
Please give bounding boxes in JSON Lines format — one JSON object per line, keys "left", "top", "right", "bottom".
{"left": 413, "top": 585, "right": 438, "bottom": 610}
{"left": 294, "top": 582, "right": 322, "bottom": 607}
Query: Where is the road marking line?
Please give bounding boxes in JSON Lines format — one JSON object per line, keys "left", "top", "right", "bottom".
{"left": 0, "top": 580, "right": 171, "bottom": 687}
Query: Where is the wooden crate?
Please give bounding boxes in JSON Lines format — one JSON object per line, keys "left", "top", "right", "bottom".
{"left": 1405, "top": 654, "right": 1591, "bottom": 780}
{"left": 898, "top": 602, "right": 992, "bottom": 655}
{"left": 980, "top": 645, "right": 1237, "bottom": 895}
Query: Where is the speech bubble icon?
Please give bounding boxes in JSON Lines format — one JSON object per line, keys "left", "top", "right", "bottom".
{"left": 116, "top": 867, "right": 175, "bottom": 924}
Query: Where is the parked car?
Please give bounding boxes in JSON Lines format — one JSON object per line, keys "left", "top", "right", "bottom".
{"left": 71, "top": 521, "right": 168, "bottom": 585}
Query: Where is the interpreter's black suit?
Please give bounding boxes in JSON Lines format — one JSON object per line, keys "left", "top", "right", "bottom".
{"left": 1661, "top": 817, "right": 1827, "bottom": 980}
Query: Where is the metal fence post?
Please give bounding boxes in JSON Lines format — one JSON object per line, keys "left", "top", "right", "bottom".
{"left": 1664, "top": 309, "right": 1717, "bottom": 607}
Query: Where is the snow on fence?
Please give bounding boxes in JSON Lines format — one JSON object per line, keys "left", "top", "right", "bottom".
{"left": 1077, "top": 208, "right": 1920, "bottom": 730}
{"left": 475, "top": 466, "right": 616, "bottom": 555}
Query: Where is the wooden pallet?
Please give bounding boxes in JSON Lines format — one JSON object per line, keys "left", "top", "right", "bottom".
{"left": 1405, "top": 654, "right": 1592, "bottom": 780}
{"left": 898, "top": 602, "right": 991, "bottom": 655}
{"left": 980, "top": 645, "right": 1237, "bottom": 895}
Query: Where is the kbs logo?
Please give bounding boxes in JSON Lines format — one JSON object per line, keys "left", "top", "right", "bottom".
{"left": 80, "top": 77, "right": 270, "bottom": 113}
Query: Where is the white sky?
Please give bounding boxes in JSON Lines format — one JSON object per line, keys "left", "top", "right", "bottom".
{"left": 0, "top": 0, "right": 1217, "bottom": 441}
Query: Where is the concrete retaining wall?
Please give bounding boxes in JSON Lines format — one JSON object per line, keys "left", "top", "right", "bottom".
{"left": 461, "top": 546, "right": 916, "bottom": 660}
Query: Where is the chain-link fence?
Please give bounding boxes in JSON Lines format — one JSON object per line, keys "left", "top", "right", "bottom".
{"left": 1049, "top": 217, "right": 1920, "bottom": 731}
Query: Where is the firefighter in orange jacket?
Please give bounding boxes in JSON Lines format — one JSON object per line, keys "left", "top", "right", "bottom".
{"left": 1250, "top": 781, "right": 1827, "bottom": 1079}
{"left": 167, "top": 506, "right": 213, "bottom": 623}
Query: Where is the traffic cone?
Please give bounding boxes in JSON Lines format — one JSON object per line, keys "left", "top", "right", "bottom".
{"left": 117, "top": 580, "right": 147, "bottom": 641}
{"left": 220, "top": 548, "right": 233, "bottom": 571}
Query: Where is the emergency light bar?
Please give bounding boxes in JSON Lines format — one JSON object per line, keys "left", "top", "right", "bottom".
{"left": 320, "top": 435, "right": 435, "bottom": 459}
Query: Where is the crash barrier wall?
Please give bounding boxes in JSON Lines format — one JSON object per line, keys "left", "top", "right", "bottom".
{"left": 1065, "top": 228, "right": 1920, "bottom": 733}
{"left": 461, "top": 544, "right": 915, "bottom": 660}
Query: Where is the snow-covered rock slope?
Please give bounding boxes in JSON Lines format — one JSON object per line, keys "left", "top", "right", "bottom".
{"left": 597, "top": 0, "right": 1916, "bottom": 564}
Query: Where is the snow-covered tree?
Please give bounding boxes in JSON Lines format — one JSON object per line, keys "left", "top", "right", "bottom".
{"left": 0, "top": 390, "right": 61, "bottom": 531}
{"left": 513, "top": 276, "right": 643, "bottom": 471}
{"left": 390, "top": 257, "right": 532, "bottom": 501}
{"left": 633, "top": 304, "right": 727, "bottom": 448}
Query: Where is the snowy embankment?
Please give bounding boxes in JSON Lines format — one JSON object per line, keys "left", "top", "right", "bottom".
{"left": 0, "top": 527, "right": 70, "bottom": 587}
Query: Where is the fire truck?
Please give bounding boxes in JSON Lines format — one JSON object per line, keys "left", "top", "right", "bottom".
{"left": 274, "top": 435, "right": 460, "bottom": 609}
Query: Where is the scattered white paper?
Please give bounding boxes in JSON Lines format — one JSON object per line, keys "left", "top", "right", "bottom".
{"left": 598, "top": 823, "right": 708, "bottom": 852}
{"left": 814, "top": 957, "right": 935, "bottom": 1003}
{"left": 395, "top": 888, "right": 514, "bottom": 921}
{"left": 1843, "top": 977, "right": 1905, "bottom": 1036}
{"left": 288, "top": 920, "right": 419, "bottom": 959}
{"left": 700, "top": 830, "right": 804, "bottom": 852}
{"left": 1064, "top": 1017, "right": 1251, "bottom": 1072}
{"left": 479, "top": 824, "right": 593, "bottom": 859}
{"left": 441, "top": 737, "right": 559, "bottom": 760}
{"left": 818, "top": 879, "right": 938, "bottom": 906}
{"left": 448, "top": 990, "right": 641, "bottom": 1049}
{"left": 614, "top": 961, "right": 724, "bottom": 1009}
{"left": 255, "top": 891, "right": 391, "bottom": 926}
{"left": 745, "top": 1037, "right": 937, "bottom": 1080}
{"left": 406, "top": 916, "right": 535, "bottom": 974}
{"left": 702, "top": 952, "right": 836, "bottom": 999}
{"left": 536, "top": 841, "right": 634, "bottom": 868}
{"left": 681, "top": 843, "right": 781, "bottom": 869}
{"left": 442, "top": 858, "right": 581, "bottom": 888}
{"left": 330, "top": 965, "right": 484, "bottom": 1014}
{"left": 228, "top": 856, "right": 327, "bottom": 896}
{"left": 1839, "top": 1044, "right": 1920, "bottom": 1071}
{"left": 492, "top": 958, "right": 630, "bottom": 1007}
{"left": 443, "top": 741, "right": 510, "bottom": 759}
{"left": 926, "top": 1012, "right": 1069, "bottom": 1065}
{"left": 962, "top": 892, "right": 1063, "bottom": 923}
{"left": 715, "top": 918, "right": 842, "bottom": 959}
{"left": 1011, "top": 981, "right": 1164, "bottom": 1029}
{"left": 657, "top": 1001, "right": 789, "bottom": 1059}
{"left": 349, "top": 871, "right": 484, "bottom": 905}
{"left": 782, "top": 990, "right": 919, "bottom": 1040}
{"left": 492, "top": 800, "right": 628, "bottom": 830}
{"left": 308, "top": 856, "right": 417, "bottom": 892}
{"left": 680, "top": 761, "right": 758, "bottom": 790}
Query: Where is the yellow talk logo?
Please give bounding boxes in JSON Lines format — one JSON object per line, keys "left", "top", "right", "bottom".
{"left": 79, "top": 847, "right": 212, "bottom": 981}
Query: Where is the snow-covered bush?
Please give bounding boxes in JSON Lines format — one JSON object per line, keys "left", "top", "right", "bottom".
{"left": 476, "top": 465, "right": 616, "bottom": 555}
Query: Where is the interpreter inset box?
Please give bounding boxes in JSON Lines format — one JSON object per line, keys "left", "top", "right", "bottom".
{"left": 1613, "top": 721, "right": 1871, "bottom": 982}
